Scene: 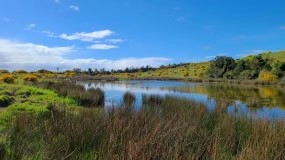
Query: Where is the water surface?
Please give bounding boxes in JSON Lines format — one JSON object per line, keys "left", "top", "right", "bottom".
{"left": 78, "top": 80, "right": 285, "bottom": 119}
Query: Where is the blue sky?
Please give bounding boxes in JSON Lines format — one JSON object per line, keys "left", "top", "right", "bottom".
{"left": 0, "top": 0, "right": 284, "bottom": 71}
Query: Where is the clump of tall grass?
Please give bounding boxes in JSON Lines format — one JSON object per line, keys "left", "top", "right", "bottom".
{"left": 2, "top": 95, "right": 284, "bottom": 159}
{"left": 142, "top": 94, "right": 163, "bottom": 105}
{"left": 0, "top": 95, "right": 14, "bottom": 107}
{"left": 32, "top": 81, "right": 104, "bottom": 107}
{"left": 123, "top": 91, "right": 136, "bottom": 106}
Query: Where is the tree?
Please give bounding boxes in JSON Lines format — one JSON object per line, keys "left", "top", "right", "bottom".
{"left": 234, "top": 60, "right": 247, "bottom": 76}
{"left": 271, "top": 62, "right": 285, "bottom": 77}
{"left": 207, "top": 56, "right": 236, "bottom": 78}
{"left": 87, "top": 68, "right": 93, "bottom": 75}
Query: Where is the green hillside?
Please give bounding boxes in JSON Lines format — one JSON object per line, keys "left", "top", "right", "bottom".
{"left": 112, "top": 62, "right": 210, "bottom": 79}
{"left": 113, "top": 51, "right": 285, "bottom": 79}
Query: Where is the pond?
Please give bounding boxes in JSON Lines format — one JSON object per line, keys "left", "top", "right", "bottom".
{"left": 78, "top": 80, "right": 285, "bottom": 119}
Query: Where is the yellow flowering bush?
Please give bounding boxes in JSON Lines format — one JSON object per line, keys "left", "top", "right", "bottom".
{"left": 20, "top": 75, "right": 38, "bottom": 82}
{"left": 258, "top": 70, "right": 278, "bottom": 82}
{"left": 64, "top": 72, "right": 76, "bottom": 77}
{"left": 0, "top": 75, "right": 15, "bottom": 83}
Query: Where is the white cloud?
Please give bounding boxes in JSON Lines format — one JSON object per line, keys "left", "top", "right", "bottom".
{"left": 0, "top": 39, "right": 171, "bottom": 71}
{"left": 59, "top": 30, "right": 113, "bottom": 42}
{"left": 25, "top": 24, "right": 36, "bottom": 30}
{"left": 87, "top": 44, "right": 118, "bottom": 50}
{"left": 69, "top": 5, "right": 79, "bottom": 11}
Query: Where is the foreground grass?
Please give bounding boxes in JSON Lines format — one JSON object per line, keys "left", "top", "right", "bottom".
{"left": 0, "top": 94, "right": 284, "bottom": 159}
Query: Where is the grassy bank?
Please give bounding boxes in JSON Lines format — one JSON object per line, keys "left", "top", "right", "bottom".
{"left": 0, "top": 93, "right": 284, "bottom": 159}
{"left": 0, "top": 80, "right": 105, "bottom": 131}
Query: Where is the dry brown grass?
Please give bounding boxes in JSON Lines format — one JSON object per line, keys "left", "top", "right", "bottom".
{"left": 1, "top": 96, "right": 285, "bottom": 159}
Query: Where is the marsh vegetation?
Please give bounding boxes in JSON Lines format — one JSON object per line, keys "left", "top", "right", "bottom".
{"left": 1, "top": 95, "right": 285, "bottom": 159}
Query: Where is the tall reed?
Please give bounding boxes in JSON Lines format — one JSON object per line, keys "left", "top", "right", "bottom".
{"left": 31, "top": 81, "right": 104, "bottom": 107}
{"left": 1, "top": 96, "right": 285, "bottom": 159}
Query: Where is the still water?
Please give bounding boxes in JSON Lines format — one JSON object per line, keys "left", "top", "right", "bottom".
{"left": 78, "top": 80, "right": 285, "bottom": 119}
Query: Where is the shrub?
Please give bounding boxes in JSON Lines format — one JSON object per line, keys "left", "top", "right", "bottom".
{"left": 13, "top": 70, "right": 28, "bottom": 74}
{"left": 64, "top": 72, "right": 76, "bottom": 77}
{"left": 0, "top": 70, "right": 9, "bottom": 74}
{"left": 0, "top": 75, "right": 15, "bottom": 83}
{"left": 37, "top": 69, "right": 52, "bottom": 74}
{"left": 21, "top": 75, "right": 38, "bottom": 82}
{"left": 0, "top": 95, "right": 14, "bottom": 107}
{"left": 259, "top": 70, "right": 278, "bottom": 82}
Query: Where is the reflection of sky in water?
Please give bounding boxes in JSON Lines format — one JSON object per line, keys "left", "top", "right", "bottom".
{"left": 78, "top": 80, "right": 285, "bottom": 120}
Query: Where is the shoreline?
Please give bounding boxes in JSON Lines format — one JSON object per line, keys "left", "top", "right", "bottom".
{"left": 67, "top": 75, "right": 285, "bottom": 87}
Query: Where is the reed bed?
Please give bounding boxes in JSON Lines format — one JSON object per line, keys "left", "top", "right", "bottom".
{"left": 31, "top": 81, "right": 105, "bottom": 107}
{"left": 1, "top": 95, "right": 285, "bottom": 159}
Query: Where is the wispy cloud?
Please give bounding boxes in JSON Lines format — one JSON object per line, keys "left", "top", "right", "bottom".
{"left": 279, "top": 25, "right": 285, "bottom": 30}
{"left": 59, "top": 30, "right": 113, "bottom": 42}
{"left": 176, "top": 17, "right": 186, "bottom": 22}
{"left": 106, "top": 39, "right": 124, "bottom": 43}
{"left": 41, "top": 30, "right": 56, "bottom": 37}
{"left": 87, "top": 44, "right": 118, "bottom": 50}
{"left": 171, "top": 7, "right": 181, "bottom": 11}
{"left": 55, "top": 0, "right": 60, "bottom": 4}
{"left": 204, "top": 53, "right": 227, "bottom": 59}
{"left": 0, "top": 39, "right": 171, "bottom": 71}
{"left": 25, "top": 24, "right": 36, "bottom": 30}
{"left": 203, "top": 25, "right": 216, "bottom": 30}
{"left": 232, "top": 35, "right": 247, "bottom": 41}
{"left": 69, "top": 5, "right": 79, "bottom": 11}
{"left": 236, "top": 50, "right": 265, "bottom": 58}
{"left": 1, "top": 17, "right": 11, "bottom": 22}
{"left": 202, "top": 46, "right": 212, "bottom": 50}
{"left": 204, "top": 56, "right": 216, "bottom": 59}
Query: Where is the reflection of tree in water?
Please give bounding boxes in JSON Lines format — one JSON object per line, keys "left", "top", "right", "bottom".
{"left": 168, "top": 84, "right": 285, "bottom": 109}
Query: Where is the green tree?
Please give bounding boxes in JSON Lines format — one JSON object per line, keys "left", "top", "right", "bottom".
{"left": 207, "top": 56, "right": 236, "bottom": 78}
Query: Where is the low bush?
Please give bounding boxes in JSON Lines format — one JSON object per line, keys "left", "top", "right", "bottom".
{"left": 0, "top": 70, "right": 9, "bottom": 74}
{"left": 37, "top": 69, "right": 52, "bottom": 74}
{"left": 20, "top": 75, "right": 38, "bottom": 82}
{"left": 0, "top": 75, "right": 15, "bottom": 83}
{"left": 13, "top": 70, "right": 28, "bottom": 74}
